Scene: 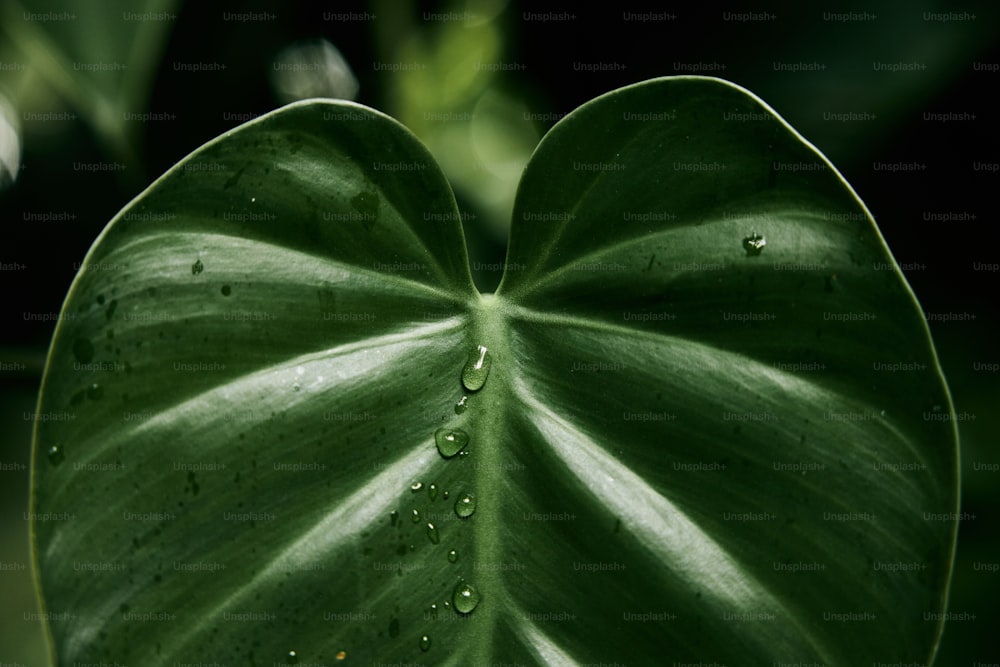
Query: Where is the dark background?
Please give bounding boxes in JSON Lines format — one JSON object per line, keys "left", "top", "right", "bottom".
{"left": 1, "top": 0, "right": 997, "bottom": 663}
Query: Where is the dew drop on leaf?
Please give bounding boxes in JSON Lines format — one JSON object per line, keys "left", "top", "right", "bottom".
{"left": 428, "top": 483, "right": 438, "bottom": 500}
{"left": 447, "top": 549, "right": 458, "bottom": 563}
{"left": 287, "top": 650, "right": 298, "bottom": 664}
{"left": 426, "top": 522, "right": 439, "bottom": 544}
{"left": 454, "top": 493, "right": 477, "bottom": 518}
{"left": 419, "top": 634, "right": 431, "bottom": 652}
{"left": 454, "top": 395, "right": 469, "bottom": 414}
{"left": 461, "top": 345, "right": 491, "bottom": 391}
{"left": 87, "top": 383, "right": 104, "bottom": 401}
{"left": 47, "top": 444, "right": 65, "bottom": 466}
{"left": 389, "top": 510, "right": 399, "bottom": 526}
{"left": 452, "top": 581, "right": 480, "bottom": 614}
{"left": 411, "top": 509, "right": 421, "bottom": 523}
{"left": 410, "top": 481, "right": 423, "bottom": 493}
{"left": 192, "top": 259, "right": 204, "bottom": 275}
{"left": 742, "top": 232, "right": 766, "bottom": 257}
{"left": 434, "top": 427, "right": 469, "bottom": 458}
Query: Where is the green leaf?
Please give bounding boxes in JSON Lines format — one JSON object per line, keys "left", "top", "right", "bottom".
{"left": 32, "top": 77, "right": 957, "bottom": 665}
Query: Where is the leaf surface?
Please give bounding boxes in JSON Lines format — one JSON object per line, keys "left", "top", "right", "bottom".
{"left": 32, "top": 77, "right": 957, "bottom": 666}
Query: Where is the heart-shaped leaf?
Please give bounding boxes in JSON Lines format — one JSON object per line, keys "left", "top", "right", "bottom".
{"left": 31, "top": 76, "right": 957, "bottom": 665}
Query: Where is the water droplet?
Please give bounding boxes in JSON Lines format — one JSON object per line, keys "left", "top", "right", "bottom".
{"left": 389, "top": 510, "right": 399, "bottom": 526}
{"left": 426, "top": 522, "right": 439, "bottom": 544}
{"left": 434, "top": 427, "right": 469, "bottom": 458}
{"left": 410, "top": 481, "right": 423, "bottom": 492}
{"left": 452, "top": 581, "right": 480, "bottom": 614}
{"left": 462, "top": 345, "right": 492, "bottom": 391}
{"left": 388, "top": 617, "right": 400, "bottom": 638}
{"left": 742, "top": 232, "right": 766, "bottom": 257}
{"left": 455, "top": 395, "right": 469, "bottom": 414}
{"left": 72, "top": 338, "right": 94, "bottom": 364}
{"left": 419, "top": 634, "right": 431, "bottom": 652}
{"left": 287, "top": 650, "right": 298, "bottom": 664}
{"left": 428, "top": 483, "right": 438, "bottom": 500}
{"left": 251, "top": 197, "right": 256, "bottom": 203}
{"left": 335, "top": 651, "right": 346, "bottom": 661}
{"left": 87, "top": 383, "right": 104, "bottom": 401}
{"left": 447, "top": 549, "right": 458, "bottom": 563}
{"left": 454, "top": 493, "right": 476, "bottom": 518}
{"left": 192, "top": 259, "right": 204, "bottom": 275}
{"left": 442, "top": 490, "right": 450, "bottom": 500}
{"left": 47, "top": 445, "right": 65, "bottom": 466}
{"left": 221, "top": 285, "right": 232, "bottom": 296}
{"left": 411, "top": 509, "right": 421, "bottom": 523}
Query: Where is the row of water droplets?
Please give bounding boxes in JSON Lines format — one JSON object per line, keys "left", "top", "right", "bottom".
{"left": 397, "top": 345, "right": 492, "bottom": 653}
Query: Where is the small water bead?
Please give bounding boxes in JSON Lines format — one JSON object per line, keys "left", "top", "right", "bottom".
{"left": 452, "top": 581, "right": 480, "bottom": 614}
{"left": 192, "top": 259, "right": 204, "bottom": 275}
{"left": 447, "top": 549, "right": 458, "bottom": 563}
{"left": 47, "top": 444, "right": 65, "bottom": 466}
{"left": 461, "top": 345, "right": 491, "bottom": 391}
{"left": 454, "top": 493, "right": 477, "bottom": 518}
{"left": 389, "top": 510, "right": 399, "bottom": 526}
{"left": 434, "top": 427, "right": 469, "bottom": 458}
{"left": 287, "top": 650, "right": 298, "bottom": 664}
{"left": 411, "top": 509, "right": 421, "bottom": 523}
{"left": 442, "top": 490, "right": 450, "bottom": 500}
{"left": 426, "top": 522, "right": 440, "bottom": 545}
{"left": 454, "top": 395, "right": 469, "bottom": 414}
{"left": 742, "top": 232, "right": 766, "bottom": 257}
{"left": 410, "top": 481, "right": 423, "bottom": 492}
{"left": 419, "top": 635, "right": 431, "bottom": 652}
{"left": 428, "top": 483, "right": 438, "bottom": 500}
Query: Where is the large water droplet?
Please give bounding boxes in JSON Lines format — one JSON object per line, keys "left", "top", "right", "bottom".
{"left": 192, "top": 259, "right": 204, "bottom": 275}
{"left": 419, "top": 635, "right": 431, "bottom": 652}
{"left": 47, "top": 444, "right": 65, "bottom": 466}
{"left": 742, "top": 232, "right": 766, "bottom": 257}
{"left": 462, "top": 345, "right": 491, "bottom": 391}
{"left": 455, "top": 395, "right": 469, "bottom": 414}
{"left": 434, "top": 427, "right": 469, "bottom": 458}
{"left": 426, "top": 522, "right": 439, "bottom": 544}
{"left": 452, "top": 581, "right": 480, "bottom": 614}
{"left": 447, "top": 549, "right": 458, "bottom": 563}
{"left": 454, "top": 493, "right": 477, "bottom": 518}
